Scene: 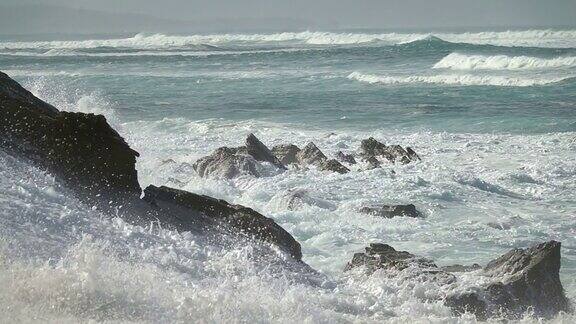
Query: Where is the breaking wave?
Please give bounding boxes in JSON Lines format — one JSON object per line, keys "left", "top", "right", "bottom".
{"left": 1, "top": 29, "right": 576, "bottom": 51}
{"left": 347, "top": 71, "right": 572, "bottom": 87}
{"left": 434, "top": 53, "right": 576, "bottom": 70}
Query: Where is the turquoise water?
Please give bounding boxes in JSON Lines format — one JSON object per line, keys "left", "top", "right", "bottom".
{"left": 1, "top": 29, "right": 576, "bottom": 322}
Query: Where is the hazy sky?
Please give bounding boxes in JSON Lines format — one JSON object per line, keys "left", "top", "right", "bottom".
{"left": 3, "top": 0, "right": 576, "bottom": 32}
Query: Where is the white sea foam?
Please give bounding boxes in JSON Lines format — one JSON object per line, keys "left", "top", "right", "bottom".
{"left": 434, "top": 53, "right": 576, "bottom": 70}
{"left": 1, "top": 29, "right": 576, "bottom": 51}
{"left": 347, "top": 71, "right": 571, "bottom": 87}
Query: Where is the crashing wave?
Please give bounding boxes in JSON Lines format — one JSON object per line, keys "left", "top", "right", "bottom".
{"left": 347, "top": 71, "right": 571, "bottom": 87}
{"left": 1, "top": 29, "right": 576, "bottom": 50}
{"left": 434, "top": 53, "right": 576, "bottom": 70}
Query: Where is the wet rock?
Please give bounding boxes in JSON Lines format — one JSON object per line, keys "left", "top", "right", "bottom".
{"left": 336, "top": 151, "right": 357, "bottom": 165}
{"left": 193, "top": 146, "right": 260, "bottom": 178}
{"left": 320, "top": 159, "right": 350, "bottom": 174}
{"left": 348, "top": 241, "right": 571, "bottom": 320}
{"left": 193, "top": 134, "right": 287, "bottom": 179}
{"left": 297, "top": 142, "right": 328, "bottom": 166}
{"left": 361, "top": 155, "right": 381, "bottom": 170}
{"left": 246, "top": 133, "right": 286, "bottom": 170}
{"left": 271, "top": 144, "right": 301, "bottom": 165}
{"left": 143, "top": 185, "right": 302, "bottom": 260}
{"left": 359, "top": 204, "right": 423, "bottom": 218}
{"left": 296, "top": 142, "right": 349, "bottom": 173}
{"left": 360, "top": 137, "right": 419, "bottom": 164}
{"left": 345, "top": 243, "right": 436, "bottom": 273}
{"left": 480, "top": 240, "right": 571, "bottom": 318}
{"left": 0, "top": 71, "right": 141, "bottom": 201}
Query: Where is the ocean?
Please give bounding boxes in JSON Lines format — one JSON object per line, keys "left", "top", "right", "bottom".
{"left": 1, "top": 29, "right": 575, "bottom": 322}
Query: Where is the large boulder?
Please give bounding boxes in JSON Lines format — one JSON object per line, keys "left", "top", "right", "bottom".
{"left": 143, "top": 185, "right": 302, "bottom": 260}
{"left": 346, "top": 241, "right": 572, "bottom": 320}
{"left": 359, "top": 204, "right": 423, "bottom": 218}
{"left": 0, "top": 71, "right": 141, "bottom": 201}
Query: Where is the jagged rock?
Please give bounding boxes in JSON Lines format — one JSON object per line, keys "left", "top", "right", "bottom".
{"left": 271, "top": 144, "right": 301, "bottom": 165}
{"left": 480, "top": 240, "right": 571, "bottom": 318}
{"left": 360, "top": 137, "right": 419, "bottom": 164}
{"left": 295, "top": 142, "right": 349, "bottom": 174}
{"left": 194, "top": 134, "right": 288, "bottom": 179}
{"left": 320, "top": 159, "right": 350, "bottom": 174}
{"left": 359, "top": 204, "right": 423, "bottom": 218}
{"left": 406, "top": 147, "right": 421, "bottom": 161}
{"left": 347, "top": 241, "right": 571, "bottom": 320}
{"left": 336, "top": 151, "right": 357, "bottom": 164}
{"left": 345, "top": 243, "right": 437, "bottom": 273}
{"left": 0, "top": 71, "right": 140, "bottom": 201}
{"left": 361, "top": 155, "right": 381, "bottom": 170}
{"left": 193, "top": 146, "right": 260, "bottom": 178}
{"left": 143, "top": 185, "right": 302, "bottom": 260}
{"left": 246, "top": 133, "right": 286, "bottom": 170}
{"left": 297, "top": 142, "right": 328, "bottom": 166}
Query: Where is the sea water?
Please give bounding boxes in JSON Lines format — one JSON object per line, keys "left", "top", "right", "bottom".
{"left": 1, "top": 29, "right": 575, "bottom": 322}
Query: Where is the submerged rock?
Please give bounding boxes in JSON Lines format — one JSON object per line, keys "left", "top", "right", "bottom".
{"left": 0, "top": 71, "right": 140, "bottom": 201}
{"left": 347, "top": 241, "right": 571, "bottom": 320}
{"left": 359, "top": 204, "right": 423, "bottom": 218}
{"left": 271, "top": 144, "right": 301, "bottom": 165}
{"left": 275, "top": 188, "right": 336, "bottom": 211}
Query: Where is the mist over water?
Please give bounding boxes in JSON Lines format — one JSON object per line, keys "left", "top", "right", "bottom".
{"left": 1, "top": 28, "right": 576, "bottom": 322}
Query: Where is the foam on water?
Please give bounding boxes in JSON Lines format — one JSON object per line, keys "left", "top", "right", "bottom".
{"left": 434, "top": 53, "right": 576, "bottom": 70}
{"left": 347, "top": 71, "right": 571, "bottom": 87}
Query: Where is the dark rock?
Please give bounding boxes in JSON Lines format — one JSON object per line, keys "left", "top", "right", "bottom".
{"left": 406, "top": 147, "right": 421, "bottom": 161}
{"left": 193, "top": 146, "right": 260, "bottom": 178}
{"left": 480, "top": 240, "right": 571, "bottom": 318}
{"left": 445, "top": 291, "right": 488, "bottom": 321}
{"left": 320, "top": 159, "right": 350, "bottom": 174}
{"left": 360, "top": 137, "right": 419, "bottom": 164}
{"left": 336, "top": 151, "right": 357, "bottom": 165}
{"left": 245, "top": 133, "right": 286, "bottom": 170}
{"left": 361, "top": 155, "right": 381, "bottom": 170}
{"left": 297, "top": 142, "right": 328, "bottom": 166}
{"left": 348, "top": 241, "right": 571, "bottom": 320}
{"left": 271, "top": 144, "right": 301, "bottom": 165}
{"left": 345, "top": 243, "right": 436, "bottom": 273}
{"left": 359, "top": 204, "right": 423, "bottom": 218}
{"left": 0, "top": 71, "right": 141, "bottom": 201}
{"left": 143, "top": 185, "right": 302, "bottom": 260}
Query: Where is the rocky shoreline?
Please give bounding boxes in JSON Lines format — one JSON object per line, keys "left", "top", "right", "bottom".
{"left": 0, "top": 71, "right": 572, "bottom": 320}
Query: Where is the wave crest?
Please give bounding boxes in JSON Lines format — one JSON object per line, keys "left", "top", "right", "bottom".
{"left": 434, "top": 53, "right": 576, "bottom": 70}
{"left": 347, "top": 71, "right": 571, "bottom": 87}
